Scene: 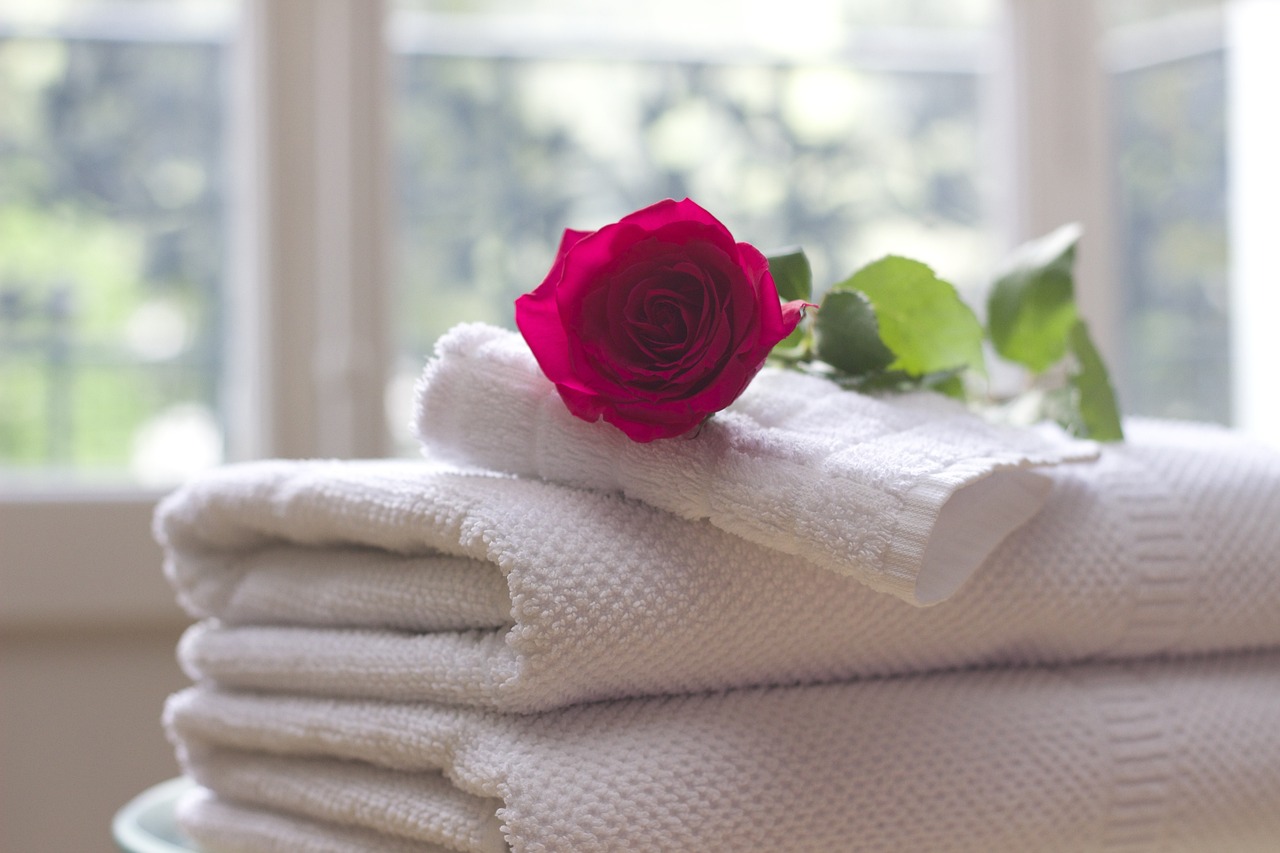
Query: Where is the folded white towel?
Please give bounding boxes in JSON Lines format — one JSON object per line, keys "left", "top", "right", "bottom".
{"left": 168, "top": 653, "right": 1280, "bottom": 853}
{"left": 413, "top": 323, "right": 1098, "bottom": 605}
{"left": 175, "top": 789, "right": 456, "bottom": 853}
{"left": 169, "top": 542, "right": 511, "bottom": 633}
{"left": 162, "top": 419, "right": 1280, "bottom": 712}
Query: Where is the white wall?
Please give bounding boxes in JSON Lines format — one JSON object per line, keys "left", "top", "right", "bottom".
{"left": 0, "top": 499, "right": 190, "bottom": 852}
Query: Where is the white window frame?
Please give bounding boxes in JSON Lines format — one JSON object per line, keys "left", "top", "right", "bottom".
{"left": 1227, "top": 0, "right": 1280, "bottom": 442}
{"left": 230, "top": 0, "right": 391, "bottom": 463}
{"left": 2, "top": 0, "right": 391, "bottom": 629}
{"left": 990, "top": 0, "right": 1116, "bottom": 357}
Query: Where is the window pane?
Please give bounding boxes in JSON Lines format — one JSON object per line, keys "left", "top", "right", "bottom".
{"left": 1106, "top": 3, "right": 1228, "bottom": 423}
{"left": 0, "top": 1, "right": 234, "bottom": 488}
{"left": 389, "top": 2, "right": 995, "bottom": 444}
{"left": 1102, "top": 0, "right": 1220, "bottom": 28}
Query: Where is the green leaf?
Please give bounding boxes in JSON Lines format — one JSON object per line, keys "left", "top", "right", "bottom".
{"left": 768, "top": 330, "right": 812, "bottom": 365}
{"left": 767, "top": 247, "right": 814, "bottom": 354}
{"left": 842, "top": 367, "right": 967, "bottom": 398}
{"left": 1067, "top": 320, "right": 1125, "bottom": 441}
{"left": 832, "top": 256, "right": 986, "bottom": 377}
{"left": 987, "top": 224, "right": 1082, "bottom": 374}
{"left": 928, "top": 371, "right": 967, "bottom": 401}
{"left": 812, "top": 289, "right": 895, "bottom": 376}
{"left": 766, "top": 247, "right": 813, "bottom": 303}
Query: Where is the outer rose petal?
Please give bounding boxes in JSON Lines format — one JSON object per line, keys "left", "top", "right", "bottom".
{"left": 514, "top": 226, "right": 608, "bottom": 394}
{"left": 514, "top": 273, "right": 577, "bottom": 398}
{"left": 557, "top": 228, "right": 593, "bottom": 256}
{"left": 515, "top": 199, "right": 799, "bottom": 442}
{"left": 780, "top": 299, "right": 808, "bottom": 336}
{"left": 610, "top": 198, "right": 731, "bottom": 250}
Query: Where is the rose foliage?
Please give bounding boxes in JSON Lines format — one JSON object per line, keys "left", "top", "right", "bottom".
{"left": 766, "top": 224, "right": 1124, "bottom": 442}
{"left": 515, "top": 198, "right": 808, "bottom": 442}
{"left": 516, "top": 199, "right": 1122, "bottom": 443}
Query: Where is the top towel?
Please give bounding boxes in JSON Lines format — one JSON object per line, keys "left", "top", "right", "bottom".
{"left": 414, "top": 323, "right": 1098, "bottom": 605}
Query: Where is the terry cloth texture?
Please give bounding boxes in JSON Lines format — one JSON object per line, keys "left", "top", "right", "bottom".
{"left": 168, "top": 652, "right": 1280, "bottom": 853}
{"left": 160, "top": 420, "right": 1280, "bottom": 713}
{"left": 174, "top": 789, "right": 460, "bottom": 853}
{"left": 412, "top": 323, "right": 1099, "bottom": 605}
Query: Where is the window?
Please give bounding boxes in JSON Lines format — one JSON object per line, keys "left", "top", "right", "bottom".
{"left": 1105, "top": 2, "right": 1229, "bottom": 424}
{"left": 2, "top": 0, "right": 1260, "bottom": 495}
{"left": 0, "top": 1, "right": 235, "bottom": 488}
{"left": 4, "top": 8, "right": 1270, "bottom": 848}
{"left": 388, "top": 0, "right": 998, "bottom": 448}
{"left": 2, "top": 1, "right": 1270, "bottom": 627}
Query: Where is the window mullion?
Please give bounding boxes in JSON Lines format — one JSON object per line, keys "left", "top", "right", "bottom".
{"left": 1227, "top": 0, "right": 1280, "bottom": 441}
{"left": 988, "top": 0, "right": 1117, "bottom": 361}
{"left": 231, "top": 0, "right": 391, "bottom": 461}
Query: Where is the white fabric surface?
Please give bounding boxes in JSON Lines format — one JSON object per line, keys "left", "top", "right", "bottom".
{"left": 412, "top": 323, "right": 1098, "bottom": 605}
{"left": 161, "top": 419, "right": 1280, "bottom": 712}
{"left": 169, "top": 543, "right": 510, "bottom": 633}
{"left": 175, "top": 789, "right": 459, "bottom": 853}
{"left": 168, "top": 653, "right": 1280, "bottom": 853}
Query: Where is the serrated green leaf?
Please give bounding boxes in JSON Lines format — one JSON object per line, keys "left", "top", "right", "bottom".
{"left": 766, "top": 247, "right": 813, "bottom": 304}
{"left": 812, "top": 289, "right": 895, "bottom": 376}
{"left": 832, "top": 256, "right": 986, "bottom": 378}
{"left": 988, "top": 224, "right": 1082, "bottom": 374}
{"left": 1067, "top": 320, "right": 1125, "bottom": 441}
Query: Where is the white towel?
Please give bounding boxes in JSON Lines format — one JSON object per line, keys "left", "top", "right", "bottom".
{"left": 168, "top": 653, "right": 1280, "bottom": 853}
{"left": 168, "top": 543, "right": 511, "bottom": 633}
{"left": 413, "top": 323, "right": 1099, "bottom": 605}
{"left": 161, "top": 419, "right": 1280, "bottom": 712}
{"left": 175, "top": 790, "right": 457, "bottom": 853}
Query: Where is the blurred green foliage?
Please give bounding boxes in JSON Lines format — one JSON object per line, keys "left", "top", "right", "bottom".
{"left": 0, "top": 3, "right": 1231, "bottom": 478}
{"left": 1112, "top": 50, "right": 1229, "bottom": 424}
{"left": 0, "top": 35, "right": 227, "bottom": 476}
{"left": 391, "top": 53, "right": 988, "bottom": 377}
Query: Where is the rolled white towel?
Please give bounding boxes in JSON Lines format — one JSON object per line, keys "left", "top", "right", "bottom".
{"left": 413, "top": 323, "right": 1099, "bottom": 605}
{"left": 168, "top": 652, "right": 1280, "bottom": 853}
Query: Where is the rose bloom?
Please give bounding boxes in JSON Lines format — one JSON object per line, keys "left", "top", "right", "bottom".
{"left": 515, "top": 198, "right": 806, "bottom": 442}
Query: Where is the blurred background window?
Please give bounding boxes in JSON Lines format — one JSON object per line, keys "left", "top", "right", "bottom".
{"left": 0, "top": 1, "right": 234, "bottom": 488}
{"left": 0, "top": 0, "right": 1264, "bottom": 491}
{"left": 1104, "top": 0, "right": 1228, "bottom": 424}
{"left": 387, "top": 0, "right": 998, "bottom": 442}
{"left": 3, "top": 6, "right": 1268, "bottom": 850}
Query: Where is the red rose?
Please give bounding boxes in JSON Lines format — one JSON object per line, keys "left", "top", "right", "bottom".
{"left": 515, "top": 198, "right": 807, "bottom": 442}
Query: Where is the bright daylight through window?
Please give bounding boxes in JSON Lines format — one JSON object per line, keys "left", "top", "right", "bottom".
{"left": 0, "top": 1, "right": 234, "bottom": 487}
{"left": 0, "top": 0, "right": 1253, "bottom": 491}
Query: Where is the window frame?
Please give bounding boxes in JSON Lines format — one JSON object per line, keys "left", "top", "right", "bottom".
{"left": 1227, "top": 0, "right": 1280, "bottom": 440}
{"left": 230, "top": 0, "right": 392, "bottom": 463}
{"left": 2, "top": 0, "right": 393, "bottom": 628}
{"left": 989, "top": 0, "right": 1117, "bottom": 360}
{"left": 7, "top": 0, "right": 1261, "bottom": 628}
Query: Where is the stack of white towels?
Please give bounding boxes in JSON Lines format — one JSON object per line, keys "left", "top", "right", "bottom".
{"left": 160, "top": 323, "right": 1280, "bottom": 853}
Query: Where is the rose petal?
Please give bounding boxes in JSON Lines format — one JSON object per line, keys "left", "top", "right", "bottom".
{"left": 557, "top": 228, "right": 594, "bottom": 256}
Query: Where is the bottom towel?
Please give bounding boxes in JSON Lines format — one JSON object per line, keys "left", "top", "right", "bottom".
{"left": 168, "top": 652, "right": 1280, "bottom": 853}
{"left": 176, "top": 790, "right": 458, "bottom": 853}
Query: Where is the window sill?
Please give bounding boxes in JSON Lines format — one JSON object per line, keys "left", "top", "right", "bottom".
{"left": 0, "top": 495, "right": 185, "bottom": 630}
